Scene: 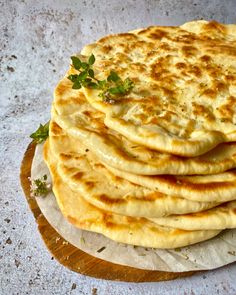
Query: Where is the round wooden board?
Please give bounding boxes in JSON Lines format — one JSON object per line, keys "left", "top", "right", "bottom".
{"left": 20, "top": 142, "right": 199, "bottom": 282}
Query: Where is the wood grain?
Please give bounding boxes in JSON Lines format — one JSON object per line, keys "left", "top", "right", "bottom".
{"left": 20, "top": 142, "right": 198, "bottom": 282}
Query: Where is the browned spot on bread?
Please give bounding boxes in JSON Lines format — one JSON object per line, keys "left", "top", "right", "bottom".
{"left": 60, "top": 153, "right": 74, "bottom": 160}
{"left": 50, "top": 121, "right": 63, "bottom": 136}
{"left": 72, "top": 172, "right": 84, "bottom": 180}
{"left": 55, "top": 82, "right": 69, "bottom": 97}
{"left": 224, "top": 75, "right": 236, "bottom": 83}
{"left": 67, "top": 215, "right": 77, "bottom": 225}
{"left": 96, "top": 194, "right": 126, "bottom": 205}
{"left": 148, "top": 29, "right": 167, "bottom": 40}
{"left": 218, "top": 96, "right": 236, "bottom": 121}
{"left": 183, "top": 211, "right": 210, "bottom": 218}
{"left": 203, "top": 21, "right": 226, "bottom": 35}
{"left": 159, "top": 42, "right": 171, "bottom": 51}
{"left": 137, "top": 27, "right": 154, "bottom": 35}
{"left": 93, "top": 163, "right": 104, "bottom": 168}
{"left": 173, "top": 32, "right": 197, "bottom": 43}
{"left": 200, "top": 55, "right": 212, "bottom": 63}
{"left": 101, "top": 45, "right": 112, "bottom": 54}
{"left": 192, "top": 102, "right": 215, "bottom": 120}
{"left": 201, "top": 89, "right": 217, "bottom": 99}
{"left": 181, "top": 45, "right": 198, "bottom": 57}
{"left": 187, "top": 65, "right": 202, "bottom": 77}
{"left": 175, "top": 62, "right": 187, "bottom": 70}
{"left": 142, "top": 192, "right": 164, "bottom": 201}
{"left": 84, "top": 181, "right": 95, "bottom": 189}
{"left": 207, "top": 45, "right": 236, "bottom": 57}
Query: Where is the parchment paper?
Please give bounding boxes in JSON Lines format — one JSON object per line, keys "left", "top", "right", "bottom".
{"left": 31, "top": 144, "right": 236, "bottom": 272}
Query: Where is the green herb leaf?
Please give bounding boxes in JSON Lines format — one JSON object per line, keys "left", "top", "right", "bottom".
{"left": 108, "top": 86, "right": 124, "bottom": 95}
{"left": 78, "top": 71, "right": 88, "bottom": 81}
{"left": 107, "top": 71, "right": 121, "bottom": 82}
{"left": 30, "top": 122, "right": 49, "bottom": 144}
{"left": 88, "top": 54, "right": 95, "bottom": 65}
{"left": 123, "top": 78, "right": 134, "bottom": 91}
{"left": 67, "top": 54, "right": 134, "bottom": 104}
{"left": 71, "top": 56, "right": 82, "bottom": 70}
{"left": 81, "top": 62, "right": 89, "bottom": 70}
{"left": 68, "top": 74, "right": 78, "bottom": 82}
{"left": 98, "top": 80, "right": 107, "bottom": 88}
{"left": 32, "top": 174, "right": 50, "bottom": 197}
{"left": 72, "top": 80, "right": 82, "bottom": 89}
{"left": 81, "top": 78, "right": 92, "bottom": 87}
{"left": 88, "top": 68, "right": 94, "bottom": 78}
{"left": 87, "top": 82, "right": 99, "bottom": 89}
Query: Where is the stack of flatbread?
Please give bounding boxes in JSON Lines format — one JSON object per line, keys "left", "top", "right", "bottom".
{"left": 44, "top": 20, "right": 236, "bottom": 249}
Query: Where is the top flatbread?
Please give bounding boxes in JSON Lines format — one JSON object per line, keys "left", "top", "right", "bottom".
{"left": 78, "top": 20, "right": 236, "bottom": 156}
{"left": 53, "top": 76, "right": 236, "bottom": 175}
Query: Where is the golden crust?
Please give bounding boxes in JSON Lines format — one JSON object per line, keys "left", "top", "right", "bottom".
{"left": 43, "top": 139, "right": 221, "bottom": 248}
{"left": 80, "top": 20, "right": 236, "bottom": 156}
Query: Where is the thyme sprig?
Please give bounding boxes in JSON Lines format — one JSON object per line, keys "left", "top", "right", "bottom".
{"left": 30, "top": 122, "right": 49, "bottom": 143}
{"left": 31, "top": 174, "right": 51, "bottom": 197}
{"left": 68, "top": 54, "right": 134, "bottom": 103}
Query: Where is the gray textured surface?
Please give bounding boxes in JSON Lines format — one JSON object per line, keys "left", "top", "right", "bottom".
{"left": 1, "top": 0, "right": 236, "bottom": 294}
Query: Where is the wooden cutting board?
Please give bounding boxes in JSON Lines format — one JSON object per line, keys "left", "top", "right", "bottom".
{"left": 20, "top": 142, "right": 199, "bottom": 282}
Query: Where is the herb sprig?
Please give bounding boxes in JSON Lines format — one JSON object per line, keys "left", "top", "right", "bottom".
{"left": 30, "top": 122, "right": 49, "bottom": 143}
{"left": 31, "top": 174, "right": 50, "bottom": 197}
{"left": 68, "top": 54, "right": 134, "bottom": 103}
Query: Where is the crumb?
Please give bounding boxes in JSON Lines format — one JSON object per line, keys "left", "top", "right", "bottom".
{"left": 7, "top": 66, "right": 15, "bottom": 72}
{"left": 71, "top": 283, "right": 76, "bottom": 290}
{"left": 14, "top": 259, "right": 21, "bottom": 268}
{"left": 6, "top": 237, "right": 12, "bottom": 244}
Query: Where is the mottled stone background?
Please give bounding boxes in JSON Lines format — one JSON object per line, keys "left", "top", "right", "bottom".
{"left": 1, "top": 0, "right": 236, "bottom": 294}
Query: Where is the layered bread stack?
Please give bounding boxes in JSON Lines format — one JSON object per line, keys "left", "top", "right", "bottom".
{"left": 44, "top": 20, "right": 236, "bottom": 249}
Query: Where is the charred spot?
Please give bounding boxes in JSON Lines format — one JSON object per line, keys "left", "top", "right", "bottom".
{"left": 175, "top": 62, "right": 187, "bottom": 70}
{"left": 188, "top": 65, "right": 202, "bottom": 77}
{"left": 101, "top": 45, "right": 113, "bottom": 54}
{"left": 224, "top": 75, "right": 235, "bottom": 82}
{"left": 159, "top": 42, "right": 171, "bottom": 51}
{"left": 181, "top": 45, "right": 198, "bottom": 57}
{"left": 201, "top": 89, "right": 217, "bottom": 99}
{"left": 148, "top": 29, "right": 168, "bottom": 40}
{"left": 72, "top": 172, "right": 84, "bottom": 180}
{"left": 200, "top": 55, "right": 212, "bottom": 63}
{"left": 60, "top": 153, "right": 73, "bottom": 160}
{"left": 50, "top": 122, "right": 63, "bottom": 135}
{"left": 84, "top": 181, "right": 95, "bottom": 189}
{"left": 96, "top": 194, "right": 126, "bottom": 205}
{"left": 142, "top": 192, "right": 164, "bottom": 201}
{"left": 203, "top": 21, "right": 226, "bottom": 34}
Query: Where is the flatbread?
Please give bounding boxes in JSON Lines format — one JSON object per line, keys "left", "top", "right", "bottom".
{"left": 79, "top": 20, "right": 236, "bottom": 157}
{"left": 106, "top": 165, "right": 236, "bottom": 203}
{"left": 49, "top": 120, "right": 218, "bottom": 218}
{"left": 43, "top": 139, "right": 221, "bottom": 249}
{"left": 151, "top": 201, "right": 236, "bottom": 230}
{"left": 53, "top": 83, "right": 236, "bottom": 175}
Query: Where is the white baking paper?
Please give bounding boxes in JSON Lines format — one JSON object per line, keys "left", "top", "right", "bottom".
{"left": 31, "top": 144, "right": 236, "bottom": 272}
